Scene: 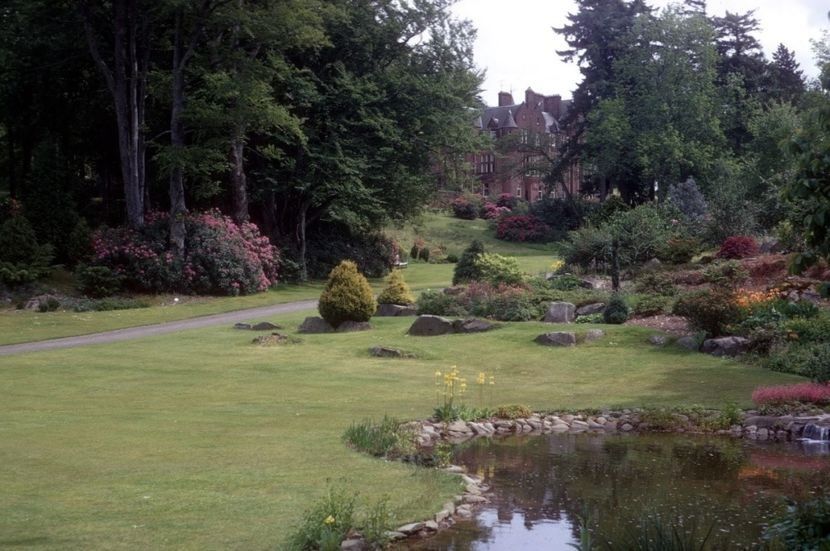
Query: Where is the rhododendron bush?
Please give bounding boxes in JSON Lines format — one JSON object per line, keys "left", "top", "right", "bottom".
{"left": 91, "top": 211, "right": 279, "bottom": 295}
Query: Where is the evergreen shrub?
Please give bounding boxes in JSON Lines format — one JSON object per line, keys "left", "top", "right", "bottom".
{"left": 318, "top": 260, "right": 377, "bottom": 327}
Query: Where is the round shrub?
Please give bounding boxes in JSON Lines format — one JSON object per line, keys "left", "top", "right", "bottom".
{"left": 453, "top": 240, "right": 485, "bottom": 285}
{"left": 717, "top": 236, "right": 758, "bottom": 259}
{"left": 451, "top": 194, "right": 484, "bottom": 220}
{"left": 634, "top": 272, "right": 677, "bottom": 296}
{"left": 0, "top": 214, "right": 53, "bottom": 286}
{"left": 377, "top": 270, "right": 414, "bottom": 305}
{"left": 702, "top": 260, "right": 749, "bottom": 288}
{"left": 603, "top": 293, "right": 630, "bottom": 324}
{"left": 496, "top": 215, "right": 551, "bottom": 242}
{"left": 415, "top": 289, "right": 467, "bottom": 317}
{"left": 76, "top": 265, "right": 123, "bottom": 298}
{"left": 673, "top": 290, "right": 742, "bottom": 337}
{"left": 658, "top": 237, "right": 700, "bottom": 265}
{"left": 805, "top": 343, "right": 830, "bottom": 384}
{"left": 474, "top": 253, "right": 524, "bottom": 286}
{"left": 318, "top": 260, "right": 377, "bottom": 327}
{"left": 496, "top": 193, "right": 519, "bottom": 209}
{"left": 633, "top": 295, "right": 672, "bottom": 317}
{"left": 481, "top": 202, "right": 510, "bottom": 219}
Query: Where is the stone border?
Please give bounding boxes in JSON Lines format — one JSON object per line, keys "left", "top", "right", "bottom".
{"left": 341, "top": 408, "right": 830, "bottom": 548}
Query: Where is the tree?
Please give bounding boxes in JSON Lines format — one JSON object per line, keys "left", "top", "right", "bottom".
{"left": 767, "top": 44, "right": 805, "bottom": 104}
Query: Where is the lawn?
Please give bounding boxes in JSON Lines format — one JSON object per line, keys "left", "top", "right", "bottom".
{"left": 0, "top": 313, "right": 802, "bottom": 549}
{"left": 0, "top": 213, "right": 554, "bottom": 346}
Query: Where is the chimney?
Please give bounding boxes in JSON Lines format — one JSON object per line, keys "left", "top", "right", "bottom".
{"left": 497, "top": 91, "right": 514, "bottom": 106}
{"left": 544, "top": 94, "right": 562, "bottom": 118}
{"left": 525, "top": 87, "right": 538, "bottom": 107}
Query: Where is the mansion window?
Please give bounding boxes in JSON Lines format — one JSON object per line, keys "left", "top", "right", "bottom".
{"left": 523, "top": 155, "right": 544, "bottom": 177}
{"left": 476, "top": 154, "right": 495, "bottom": 174}
{"left": 520, "top": 129, "right": 529, "bottom": 144}
{"left": 516, "top": 186, "right": 523, "bottom": 198}
{"left": 536, "top": 187, "right": 545, "bottom": 201}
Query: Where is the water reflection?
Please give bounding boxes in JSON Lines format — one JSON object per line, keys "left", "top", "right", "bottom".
{"left": 402, "top": 434, "right": 830, "bottom": 550}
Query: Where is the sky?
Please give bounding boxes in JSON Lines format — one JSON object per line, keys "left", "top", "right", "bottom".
{"left": 451, "top": 0, "right": 829, "bottom": 104}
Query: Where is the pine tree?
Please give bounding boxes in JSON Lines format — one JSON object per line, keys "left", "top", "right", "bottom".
{"left": 767, "top": 44, "right": 805, "bottom": 104}
{"left": 318, "top": 260, "right": 377, "bottom": 327}
{"left": 377, "top": 270, "right": 415, "bottom": 305}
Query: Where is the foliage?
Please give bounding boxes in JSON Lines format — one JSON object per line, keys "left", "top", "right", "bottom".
{"left": 76, "top": 265, "right": 123, "bottom": 298}
{"left": 0, "top": 215, "right": 53, "bottom": 286}
{"left": 716, "top": 236, "right": 758, "bottom": 259}
{"left": 547, "top": 274, "right": 584, "bottom": 291}
{"left": 304, "top": 224, "right": 395, "bottom": 280}
{"left": 67, "top": 219, "right": 93, "bottom": 267}
{"left": 474, "top": 253, "right": 524, "bottom": 286}
{"left": 481, "top": 202, "right": 510, "bottom": 220}
{"left": 614, "top": 513, "right": 715, "bottom": 551}
{"left": 459, "top": 282, "right": 538, "bottom": 321}
{"left": 657, "top": 237, "right": 700, "bottom": 265}
{"left": 633, "top": 295, "right": 673, "bottom": 317}
{"left": 562, "top": 226, "right": 612, "bottom": 270}
{"left": 607, "top": 205, "right": 672, "bottom": 267}
{"left": 415, "top": 289, "right": 467, "bottom": 317}
{"left": 576, "top": 313, "right": 604, "bottom": 324}
{"left": 603, "top": 294, "right": 629, "bottom": 324}
{"left": 673, "top": 290, "right": 742, "bottom": 337}
{"left": 433, "top": 366, "right": 495, "bottom": 422}
{"left": 91, "top": 212, "right": 279, "bottom": 295}
{"left": 377, "top": 270, "right": 414, "bottom": 305}
{"left": 634, "top": 273, "right": 677, "bottom": 296}
{"left": 702, "top": 261, "right": 749, "bottom": 288}
{"left": 529, "top": 198, "right": 593, "bottom": 237}
{"left": 37, "top": 297, "right": 60, "bottom": 313}
{"left": 318, "top": 260, "right": 376, "bottom": 327}
{"left": 667, "top": 177, "right": 708, "bottom": 233}
{"left": 453, "top": 240, "right": 486, "bottom": 285}
{"left": 764, "top": 496, "right": 830, "bottom": 550}
{"left": 752, "top": 383, "right": 830, "bottom": 407}
{"left": 359, "top": 497, "right": 393, "bottom": 548}
{"left": 494, "top": 404, "right": 532, "bottom": 420}
{"left": 496, "top": 215, "right": 551, "bottom": 243}
{"left": 785, "top": 317, "right": 830, "bottom": 345}
{"left": 287, "top": 487, "right": 356, "bottom": 551}
{"left": 342, "top": 417, "right": 413, "bottom": 459}
{"left": 72, "top": 297, "right": 150, "bottom": 313}
{"left": 496, "top": 194, "right": 519, "bottom": 209}
{"left": 451, "top": 193, "right": 484, "bottom": 220}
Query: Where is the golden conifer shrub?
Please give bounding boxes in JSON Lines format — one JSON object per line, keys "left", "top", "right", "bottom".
{"left": 376, "top": 270, "right": 415, "bottom": 305}
{"left": 318, "top": 260, "right": 377, "bottom": 327}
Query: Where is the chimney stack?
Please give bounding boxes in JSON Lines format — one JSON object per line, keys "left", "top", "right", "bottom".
{"left": 497, "top": 91, "right": 514, "bottom": 106}
{"left": 525, "top": 87, "right": 538, "bottom": 107}
{"left": 544, "top": 94, "right": 562, "bottom": 118}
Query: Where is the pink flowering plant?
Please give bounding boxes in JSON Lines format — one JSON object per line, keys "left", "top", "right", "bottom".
{"left": 752, "top": 383, "right": 830, "bottom": 407}
{"left": 91, "top": 211, "right": 279, "bottom": 295}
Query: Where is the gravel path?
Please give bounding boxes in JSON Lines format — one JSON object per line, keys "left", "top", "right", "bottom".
{"left": 0, "top": 300, "right": 318, "bottom": 357}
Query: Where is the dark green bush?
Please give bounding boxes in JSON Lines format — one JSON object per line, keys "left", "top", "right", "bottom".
{"left": 546, "top": 274, "right": 584, "bottom": 291}
{"left": 633, "top": 295, "right": 673, "bottom": 317}
{"left": 673, "top": 290, "right": 742, "bottom": 337}
{"left": 764, "top": 496, "right": 830, "bottom": 550}
{"left": 37, "top": 297, "right": 60, "bottom": 312}
{"left": 634, "top": 272, "right": 677, "bottom": 296}
{"left": 603, "top": 294, "right": 630, "bottom": 324}
{"left": 76, "top": 265, "right": 123, "bottom": 298}
{"left": 658, "top": 237, "right": 700, "bottom": 264}
{"left": 73, "top": 297, "right": 150, "bottom": 312}
{"left": 66, "top": 219, "right": 93, "bottom": 266}
{"left": 702, "top": 260, "right": 749, "bottom": 288}
{"left": 453, "top": 240, "right": 485, "bottom": 285}
{"left": 305, "top": 224, "right": 394, "bottom": 279}
{"left": 415, "top": 289, "right": 467, "bottom": 316}
{"left": 562, "top": 226, "right": 612, "bottom": 269}
{"left": 0, "top": 215, "right": 53, "bottom": 286}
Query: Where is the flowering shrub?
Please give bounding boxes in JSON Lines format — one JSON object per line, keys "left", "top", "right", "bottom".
{"left": 481, "top": 202, "right": 510, "bottom": 219}
{"left": 459, "top": 281, "right": 536, "bottom": 321}
{"left": 752, "top": 383, "right": 830, "bottom": 406}
{"left": 433, "top": 366, "right": 495, "bottom": 421}
{"left": 496, "top": 193, "right": 519, "bottom": 209}
{"left": 717, "top": 236, "right": 758, "bottom": 259}
{"left": 91, "top": 211, "right": 279, "bottom": 295}
{"left": 496, "top": 215, "right": 551, "bottom": 242}
{"left": 451, "top": 194, "right": 483, "bottom": 220}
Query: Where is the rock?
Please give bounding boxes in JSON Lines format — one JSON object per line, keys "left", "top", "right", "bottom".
{"left": 585, "top": 329, "right": 605, "bottom": 342}
{"left": 535, "top": 332, "right": 577, "bottom": 347}
{"left": 621, "top": 423, "right": 634, "bottom": 432}
{"left": 375, "top": 303, "right": 417, "bottom": 317}
{"left": 701, "top": 336, "right": 750, "bottom": 357}
{"left": 648, "top": 335, "right": 668, "bottom": 346}
{"left": 336, "top": 321, "right": 372, "bottom": 333}
{"left": 341, "top": 538, "right": 366, "bottom": 551}
{"left": 543, "top": 302, "right": 576, "bottom": 323}
{"left": 579, "top": 277, "right": 611, "bottom": 290}
{"left": 384, "top": 531, "right": 407, "bottom": 541}
{"left": 408, "top": 315, "right": 455, "bottom": 336}
{"left": 443, "top": 501, "right": 456, "bottom": 515}
{"left": 464, "top": 494, "right": 488, "bottom": 504}
{"left": 396, "top": 522, "right": 425, "bottom": 535}
{"left": 233, "top": 322, "right": 252, "bottom": 330}
{"left": 577, "top": 303, "right": 606, "bottom": 316}
{"left": 453, "top": 318, "right": 498, "bottom": 333}
{"left": 424, "top": 520, "right": 439, "bottom": 531}
{"left": 447, "top": 420, "right": 472, "bottom": 434}
{"left": 368, "top": 345, "right": 411, "bottom": 358}
{"left": 251, "top": 332, "right": 299, "bottom": 346}
{"left": 643, "top": 258, "right": 662, "bottom": 270}
{"left": 743, "top": 416, "right": 780, "bottom": 429}
{"left": 298, "top": 316, "right": 334, "bottom": 334}
{"left": 455, "top": 505, "right": 473, "bottom": 518}
{"left": 435, "top": 509, "right": 451, "bottom": 523}
{"left": 675, "top": 335, "right": 699, "bottom": 351}
{"left": 251, "top": 321, "right": 282, "bottom": 331}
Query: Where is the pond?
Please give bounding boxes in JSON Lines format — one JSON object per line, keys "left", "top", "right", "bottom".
{"left": 401, "top": 433, "right": 830, "bottom": 550}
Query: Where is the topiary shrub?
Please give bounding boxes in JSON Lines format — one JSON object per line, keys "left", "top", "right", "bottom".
{"left": 474, "top": 253, "right": 524, "bottom": 286}
{"left": 716, "top": 236, "right": 758, "bottom": 259}
{"left": 673, "top": 290, "right": 742, "bottom": 337}
{"left": 453, "top": 240, "right": 485, "bottom": 285}
{"left": 76, "top": 265, "right": 123, "bottom": 298}
{"left": 0, "top": 214, "right": 53, "bottom": 286}
{"left": 377, "top": 270, "right": 414, "bottom": 305}
{"left": 603, "top": 293, "right": 630, "bottom": 324}
{"left": 496, "top": 214, "right": 551, "bottom": 242}
{"left": 318, "top": 260, "right": 377, "bottom": 328}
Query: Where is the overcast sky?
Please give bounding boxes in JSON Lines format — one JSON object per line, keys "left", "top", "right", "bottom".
{"left": 451, "top": 0, "right": 829, "bottom": 104}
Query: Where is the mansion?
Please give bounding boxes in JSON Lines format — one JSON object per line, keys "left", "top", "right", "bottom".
{"left": 470, "top": 88, "right": 582, "bottom": 202}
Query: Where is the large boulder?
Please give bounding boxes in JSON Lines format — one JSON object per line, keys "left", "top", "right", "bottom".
{"left": 675, "top": 335, "right": 699, "bottom": 351}
{"left": 543, "top": 302, "right": 576, "bottom": 323}
{"left": 453, "top": 318, "right": 498, "bottom": 333}
{"left": 298, "top": 316, "right": 334, "bottom": 334}
{"left": 252, "top": 321, "right": 282, "bottom": 331}
{"left": 535, "top": 332, "right": 577, "bottom": 347}
{"left": 577, "top": 303, "right": 605, "bottom": 316}
{"left": 701, "top": 336, "right": 750, "bottom": 357}
{"left": 579, "top": 277, "right": 611, "bottom": 290}
{"left": 375, "top": 303, "right": 417, "bottom": 317}
{"left": 369, "top": 345, "right": 412, "bottom": 358}
{"left": 408, "top": 315, "right": 455, "bottom": 336}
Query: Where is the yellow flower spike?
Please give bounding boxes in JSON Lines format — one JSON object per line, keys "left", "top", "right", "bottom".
{"left": 324, "top": 515, "right": 335, "bottom": 525}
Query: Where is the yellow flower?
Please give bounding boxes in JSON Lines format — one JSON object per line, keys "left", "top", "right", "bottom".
{"left": 324, "top": 515, "right": 335, "bottom": 525}
{"left": 435, "top": 371, "right": 441, "bottom": 377}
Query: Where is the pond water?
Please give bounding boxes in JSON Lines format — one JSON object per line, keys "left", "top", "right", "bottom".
{"left": 402, "top": 434, "right": 830, "bottom": 550}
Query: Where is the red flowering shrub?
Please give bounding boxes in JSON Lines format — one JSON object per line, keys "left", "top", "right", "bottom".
{"left": 451, "top": 194, "right": 483, "bottom": 220}
{"left": 716, "top": 236, "right": 758, "bottom": 259}
{"left": 496, "top": 215, "right": 551, "bottom": 242}
{"left": 752, "top": 383, "right": 830, "bottom": 406}
{"left": 496, "top": 193, "right": 519, "bottom": 209}
{"left": 482, "top": 202, "right": 510, "bottom": 219}
{"left": 91, "top": 211, "right": 279, "bottom": 295}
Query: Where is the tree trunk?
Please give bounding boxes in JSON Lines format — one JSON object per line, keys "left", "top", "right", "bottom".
{"left": 168, "top": 12, "right": 188, "bottom": 257}
{"left": 230, "top": 134, "right": 249, "bottom": 223}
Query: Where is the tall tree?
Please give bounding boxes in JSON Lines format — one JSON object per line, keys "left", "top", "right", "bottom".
{"left": 767, "top": 44, "right": 805, "bottom": 104}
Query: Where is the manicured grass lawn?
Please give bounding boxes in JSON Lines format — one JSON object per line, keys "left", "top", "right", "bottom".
{"left": 0, "top": 313, "right": 802, "bottom": 549}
